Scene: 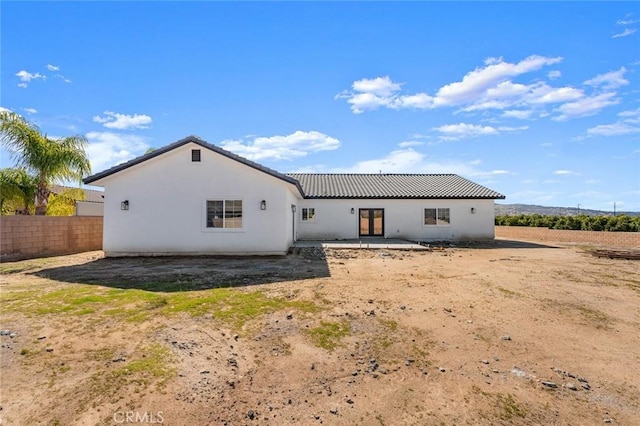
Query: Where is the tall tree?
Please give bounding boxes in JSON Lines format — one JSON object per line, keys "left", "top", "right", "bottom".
{"left": 0, "top": 111, "right": 91, "bottom": 215}
{"left": 0, "top": 167, "right": 38, "bottom": 214}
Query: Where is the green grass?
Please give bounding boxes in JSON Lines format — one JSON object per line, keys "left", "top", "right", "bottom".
{"left": 1, "top": 282, "right": 319, "bottom": 328}
{"left": 85, "top": 344, "right": 177, "bottom": 406}
{"left": 305, "top": 320, "right": 350, "bottom": 350}
{"left": 498, "top": 394, "right": 527, "bottom": 420}
{"left": 0, "top": 258, "right": 59, "bottom": 274}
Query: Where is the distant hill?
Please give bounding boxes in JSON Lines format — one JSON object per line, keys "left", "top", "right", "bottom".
{"left": 495, "top": 203, "right": 639, "bottom": 217}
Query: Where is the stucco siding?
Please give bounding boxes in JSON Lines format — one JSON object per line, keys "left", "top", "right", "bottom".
{"left": 98, "top": 143, "right": 300, "bottom": 255}
{"left": 297, "top": 198, "right": 495, "bottom": 241}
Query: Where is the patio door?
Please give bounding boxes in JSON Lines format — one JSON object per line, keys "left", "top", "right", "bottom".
{"left": 359, "top": 208, "right": 384, "bottom": 237}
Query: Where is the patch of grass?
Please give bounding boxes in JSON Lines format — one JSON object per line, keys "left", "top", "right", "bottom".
{"left": 111, "top": 344, "right": 175, "bottom": 382}
{"left": 1, "top": 282, "right": 320, "bottom": 329}
{"left": 85, "top": 344, "right": 176, "bottom": 407}
{"left": 165, "top": 289, "right": 319, "bottom": 328}
{"left": 0, "top": 258, "right": 58, "bottom": 274}
{"left": 576, "top": 305, "right": 612, "bottom": 329}
{"left": 497, "top": 286, "right": 521, "bottom": 297}
{"left": 542, "top": 299, "right": 612, "bottom": 330}
{"left": 498, "top": 393, "right": 527, "bottom": 420}
{"left": 305, "top": 320, "right": 350, "bottom": 351}
{"left": 379, "top": 318, "right": 398, "bottom": 331}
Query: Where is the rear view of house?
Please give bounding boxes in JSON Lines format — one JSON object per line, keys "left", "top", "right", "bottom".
{"left": 84, "top": 136, "right": 505, "bottom": 256}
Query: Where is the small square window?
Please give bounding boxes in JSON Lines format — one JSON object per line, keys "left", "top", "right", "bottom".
{"left": 302, "top": 207, "right": 315, "bottom": 222}
{"left": 192, "top": 149, "right": 201, "bottom": 162}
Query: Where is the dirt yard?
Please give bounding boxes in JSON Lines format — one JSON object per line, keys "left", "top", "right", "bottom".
{"left": 1, "top": 240, "right": 639, "bottom": 425}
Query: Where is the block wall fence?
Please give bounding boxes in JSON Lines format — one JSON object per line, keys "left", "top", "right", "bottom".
{"left": 495, "top": 226, "right": 640, "bottom": 248}
{"left": 1, "top": 216, "right": 103, "bottom": 261}
{"left": 1, "top": 220, "right": 637, "bottom": 261}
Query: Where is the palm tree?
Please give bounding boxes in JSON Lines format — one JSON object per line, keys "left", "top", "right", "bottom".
{"left": 0, "top": 111, "right": 91, "bottom": 215}
{"left": 0, "top": 167, "right": 38, "bottom": 214}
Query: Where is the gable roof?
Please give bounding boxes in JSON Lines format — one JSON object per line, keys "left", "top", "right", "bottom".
{"left": 287, "top": 173, "right": 505, "bottom": 199}
{"left": 83, "top": 135, "right": 305, "bottom": 195}
{"left": 51, "top": 185, "right": 105, "bottom": 203}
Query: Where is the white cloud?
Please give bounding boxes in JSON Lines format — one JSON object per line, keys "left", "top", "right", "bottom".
{"left": 553, "top": 92, "right": 619, "bottom": 120}
{"left": 221, "top": 130, "right": 340, "bottom": 161}
{"left": 526, "top": 85, "right": 583, "bottom": 104}
{"left": 56, "top": 75, "right": 72, "bottom": 84}
{"left": 432, "top": 122, "right": 528, "bottom": 139}
{"left": 0, "top": 106, "right": 12, "bottom": 113}
{"left": 321, "top": 148, "right": 509, "bottom": 181}
{"left": 434, "top": 123, "right": 498, "bottom": 137}
{"left": 587, "top": 107, "right": 640, "bottom": 136}
{"left": 584, "top": 67, "right": 628, "bottom": 89}
{"left": 617, "top": 17, "right": 639, "bottom": 25}
{"left": 553, "top": 170, "right": 576, "bottom": 175}
{"left": 23, "top": 108, "right": 37, "bottom": 114}
{"left": 502, "top": 109, "right": 533, "bottom": 119}
{"left": 93, "top": 111, "right": 152, "bottom": 130}
{"left": 335, "top": 76, "right": 435, "bottom": 113}
{"left": 398, "top": 140, "right": 423, "bottom": 148}
{"left": 393, "top": 93, "right": 434, "bottom": 109}
{"left": 433, "top": 55, "right": 562, "bottom": 107}
{"left": 47, "top": 64, "right": 60, "bottom": 71}
{"left": 587, "top": 123, "right": 640, "bottom": 136}
{"left": 85, "top": 132, "right": 151, "bottom": 173}
{"left": 352, "top": 76, "right": 402, "bottom": 97}
{"left": 16, "top": 70, "right": 46, "bottom": 87}
{"left": 338, "top": 55, "right": 582, "bottom": 117}
{"left": 548, "top": 70, "right": 561, "bottom": 79}
{"left": 612, "top": 28, "right": 636, "bottom": 38}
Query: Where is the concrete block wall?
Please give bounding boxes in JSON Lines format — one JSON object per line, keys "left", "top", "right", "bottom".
{"left": 0, "top": 216, "right": 103, "bottom": 261}
{"left": 495, "top": 226, "right": 640, "bottom": 249}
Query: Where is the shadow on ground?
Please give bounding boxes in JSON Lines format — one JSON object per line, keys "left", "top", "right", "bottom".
{"left": 404, "top": 238, "right": 559, "bottom": 250}
{"left": 31, "top": 248, "right": 330, "bottom": 292}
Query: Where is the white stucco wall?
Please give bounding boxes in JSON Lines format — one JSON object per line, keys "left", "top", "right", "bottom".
{"left": 296, "top": 198, "right": 496, "bottom": 241}
{"left": 75, "top": 201, "right": 104, "bottom": 217}
{"left": 93, "top": 143, "right": 302, "bottom": 256}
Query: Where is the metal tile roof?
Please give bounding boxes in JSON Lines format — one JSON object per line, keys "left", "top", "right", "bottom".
{"left": 83, "top": 136, "right": 504, "bottom": 200}
{"left": 287, "top": 174, "right": 505, "bottom": 199}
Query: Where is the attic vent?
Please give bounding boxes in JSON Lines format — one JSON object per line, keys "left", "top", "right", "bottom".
{"left": 191, "top": 149, "right": 201, "bottom": 162}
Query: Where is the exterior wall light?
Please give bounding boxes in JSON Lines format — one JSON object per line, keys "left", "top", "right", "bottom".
{"left": 121, "top": 200, "right": 129, "bottom": 211}
{"left": 260, "top": 200, "right": 267, "bottom": 210}
{"left": 470, "top": 207, "right": 476, "bottom": 214}
{"left": 351, "top": 207, "right": 355, "bottom": 214}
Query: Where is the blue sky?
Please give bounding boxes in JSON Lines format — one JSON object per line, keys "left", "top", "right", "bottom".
{"left": 1, "top": 1, "right": 639, "bottom": 212}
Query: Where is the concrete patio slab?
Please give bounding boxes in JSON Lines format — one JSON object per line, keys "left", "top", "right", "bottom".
{"left": 292, "top": 238, "right": 428, "bottom": 250}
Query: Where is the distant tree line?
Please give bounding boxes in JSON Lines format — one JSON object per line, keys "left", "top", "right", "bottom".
{"left": 495, "top": 214, "right": 640, "bottom": 232}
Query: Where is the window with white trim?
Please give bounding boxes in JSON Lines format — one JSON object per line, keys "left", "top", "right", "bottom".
{"left": 207, "top": 200, "right": 242, "bottom": 228}
{"left": 424, "top": 208, "right": 450, "bottom": 226}
{"left": 301, "top": 207, "right": 315, "bottom": 222}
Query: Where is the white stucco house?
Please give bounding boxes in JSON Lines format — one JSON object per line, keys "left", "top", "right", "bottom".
{"left": 83, "top": 136, "right": 505, "bottom": 256}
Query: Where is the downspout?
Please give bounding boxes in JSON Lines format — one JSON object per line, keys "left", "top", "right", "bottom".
{"left": 291, "top": 204, "right": 297, "bottom": 242}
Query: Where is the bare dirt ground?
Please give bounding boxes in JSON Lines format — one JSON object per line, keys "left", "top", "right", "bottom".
{"left": 1, "top": 240, "right": 639, "bottom": 425}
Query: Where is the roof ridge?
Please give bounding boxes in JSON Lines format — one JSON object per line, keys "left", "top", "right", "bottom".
{"left": 84, "top": 136, "right": 305, "bottom": 196}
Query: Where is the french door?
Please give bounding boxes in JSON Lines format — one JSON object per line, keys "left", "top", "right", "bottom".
{"left": 359, "top": 208, "right": 384, "bottom": 237}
